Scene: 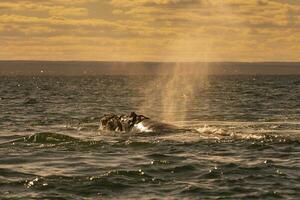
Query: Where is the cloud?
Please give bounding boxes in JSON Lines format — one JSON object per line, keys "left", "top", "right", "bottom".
{"left": 0, "top": 2, "right": 89, "bottom": 17}
{"left": 111, "top": 0, "right": 198, "bottom": 7}
{"left": 0, "top": 14, "right": 117, "bottom": 28}
{"left": 0, "top": 0, "right": 300, "bottom": 61}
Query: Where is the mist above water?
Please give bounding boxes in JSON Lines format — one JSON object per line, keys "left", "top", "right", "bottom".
{"left": 139, "top": 1, "right": 237, "bottom": 122}
{"left": 139, "top": 63, "right": 208, "bottom": 122}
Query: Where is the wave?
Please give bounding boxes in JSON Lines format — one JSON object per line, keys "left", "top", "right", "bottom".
{"left": 1, "top": 121, "right": 299, "bottom": 146}
{"left": 0, "top": 132, "right": 80, "bottom": 145}
{"left": 156, "top": 122, "right": 300, "bottom": 144}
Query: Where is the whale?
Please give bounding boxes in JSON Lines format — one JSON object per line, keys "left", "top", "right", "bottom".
{"left": 99, "top": 112, "right": 189, "bottom": 133}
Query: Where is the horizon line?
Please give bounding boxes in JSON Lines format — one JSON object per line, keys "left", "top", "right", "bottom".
{"left": 1, "top": 60, "right": 300, "bottom": 63}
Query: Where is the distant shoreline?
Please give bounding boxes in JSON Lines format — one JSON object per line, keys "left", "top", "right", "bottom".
{"left": 1, "top": 60, "right": 299, "bottom": 75}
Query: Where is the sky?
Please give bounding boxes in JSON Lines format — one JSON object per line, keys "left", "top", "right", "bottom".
{"left": 0, "top": 0, "right": 300, "bottom": 62}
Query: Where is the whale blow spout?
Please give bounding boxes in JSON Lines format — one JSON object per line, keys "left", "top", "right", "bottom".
{"left": 99, "top": 112, "right": 183, "bottom": 133}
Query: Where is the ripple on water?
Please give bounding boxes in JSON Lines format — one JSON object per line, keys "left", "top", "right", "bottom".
{"left": 0, "top": 76, "right": 300, "bottom": 199}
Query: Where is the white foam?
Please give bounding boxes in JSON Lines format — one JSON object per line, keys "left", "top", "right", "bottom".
{"left": 133, "top": 123, "right": 153, "bottom": 133}
{"left": 196, "top": 125, "right": 224, "bottom": 135}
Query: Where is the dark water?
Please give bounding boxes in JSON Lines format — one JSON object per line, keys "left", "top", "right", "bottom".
{"left": 0, "top": 75, "right": 299, "bottom": 199}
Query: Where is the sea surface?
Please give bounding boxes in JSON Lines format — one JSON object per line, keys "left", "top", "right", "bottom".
{"left": 0, "top": 75, "right": 299, "bottom": 199}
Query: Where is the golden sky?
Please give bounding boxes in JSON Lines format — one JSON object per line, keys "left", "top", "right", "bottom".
{"left": 1, "top": 0, "right": 300, "bottom": 61}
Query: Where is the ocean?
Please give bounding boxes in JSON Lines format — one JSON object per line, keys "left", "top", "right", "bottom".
{"left": 0, "top": 75, "right": 299, "bottom": 199}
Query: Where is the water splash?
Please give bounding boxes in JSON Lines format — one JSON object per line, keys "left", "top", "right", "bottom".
{"left": 160, "top": 64, "right": 208, "bottom": 122}
{"left": 139, "top": 61, "right": 209, "bottom": 122}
